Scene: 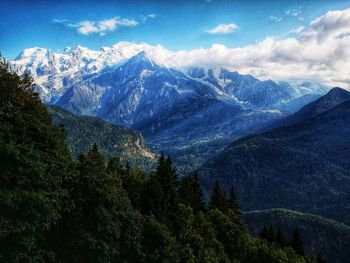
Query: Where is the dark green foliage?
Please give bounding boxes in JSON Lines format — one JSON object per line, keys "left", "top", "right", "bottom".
{"left": 48, "top": 105, "right": 155, "bottom": 169}
{"left": 208, "top": 181, "right": 227, "bottom": 212}
{"left": 0, "top": 61, "right": 73, "bottom": 261}
{"left": 62, "top": 144, "right": 143, "bottom": 262}
{"left": 227, "top": 186, "right": 240, "bottom": 212}
{"left": 143, "top": 154, "right": 179, "bottom": 228}
{"left": 245, "top": 208, "right": 350, "bottom": 263}
{"left": 291, "top": 229, "right": 305, "bottom": 256}
{"left": 260, "top": 226, "right": 274, "bottom": 243}
{"left": 178, "top": 172, "right": 206, "bottom": 213}
{"left": 141, "top": 215, "right": 177, "bottom": 262}
{"left": 275, "top": 227, "right": 288, "bottom": 248}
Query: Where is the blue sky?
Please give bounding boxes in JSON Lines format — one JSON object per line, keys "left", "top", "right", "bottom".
{"left": 1, "top": 0, "right": 350, "bottom": 59}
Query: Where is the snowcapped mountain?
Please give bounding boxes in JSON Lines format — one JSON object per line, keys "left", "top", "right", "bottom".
{"left": 9, "top": 42, "right": 156, "bottom": 103}
{"left": 9, "top": 42, "right": 330, "bottom": 173}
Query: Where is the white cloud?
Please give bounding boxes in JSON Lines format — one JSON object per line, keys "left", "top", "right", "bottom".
{"left": 54, "top": 8, "right": 350, "bottom": 89}
{"left": 283, "top": 26, "right": 305, "bottom": 36}
{"left": 131, "top": 8, "right": 350, "bottom": 88}
{"left": 207, "top": 23, "right": 239, "bottom": 34}
{"left": 53, "top": 17, "right": 138, "bottom": 36}
{"left": 268, "top": 16, "right": 283, "bottom": 23}
{"left": 140, "top": 14, "right": 156, "bottom": 23}
{"left": 285, "top": 6, "right": 302, "bottom": 17}
{"left": 285, "top": 6, "right": 304, "bottom": 21}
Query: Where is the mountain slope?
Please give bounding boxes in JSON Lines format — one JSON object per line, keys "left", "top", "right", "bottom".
{"left": 264, "top": 87, "right": 350, "bottom": 131}
{"left": 55, "top": 52, "right": 290, "bottom": 173}
{"left": 244, "top": 209, "right": 350, "bottom": 263}
{"left": 48, "top": 105, "right": 156, "bottom": 168}
{"left": 198, "top": 88, "right": 350, "bottom": 224}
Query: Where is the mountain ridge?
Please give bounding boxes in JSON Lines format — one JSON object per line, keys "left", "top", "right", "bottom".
{"left": 9, "top": 45, "right": 330, "bottom": 173}
{"left": 198, "top": 87, "right": 350, "bottom": 224}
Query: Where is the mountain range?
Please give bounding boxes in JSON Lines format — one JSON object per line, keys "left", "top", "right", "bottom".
{"left": 198, "top": 88, "right": 350, "bottom": 225}
{"left": 9, "top": 42, "right": 329, "bottom": 173}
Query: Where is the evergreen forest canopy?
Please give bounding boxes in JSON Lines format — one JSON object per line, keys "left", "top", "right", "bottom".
{"left": 0, "top": 60, "right": 324, "bottom": 262}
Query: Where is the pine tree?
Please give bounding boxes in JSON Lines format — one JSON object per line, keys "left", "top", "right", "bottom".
{"left": 146, "top": 154, "right": 179, "bottom": 227}
{"left": 275, "top": 227, "right": 287, "bottom": 247}
{"left": 208, "top": 181, "right": 227, "bottom": 212}
{"left": 267, "top": 226, "right": 275, "bottom": 243}
{"left": 259, "top": 226, "right": 269, "bottom": 241}
{"left": 65, "top": 144, "right": 143, "bottom": 262}
{"left": 291, "top": 229, "right": 305, "bottom": 256}
{"left": 106, "top": 156, "right": 123, "bottom": 177}
{"left": 178, "top": 172, "right": 206, "bottom": 212}
{"left": 227, "top": 186, "right": 240, "bottom": 211}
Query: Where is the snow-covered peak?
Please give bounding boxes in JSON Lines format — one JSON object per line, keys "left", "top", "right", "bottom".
{"left": 15, "top": 47, "right": 51, "bottom": 61}
{"left": 63, "top": 47, "right": 72, "bottom": 53}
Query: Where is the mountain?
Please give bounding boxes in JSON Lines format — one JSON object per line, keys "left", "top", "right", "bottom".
{"left": 186, "top": 68, "right": 329, "bottom": 110}
{"left": 9, "top": 43, "right": 329, "bottom": 173}
{"left": 264, "top": 87, "right": 350, "bottom": 131}
{"left": 52, "top": 51, "right": 291, "bottom": 173}
{"left": 198, "top": 87, "right": 350, "bottom": 224}
{"left": 9, "top": 42, "right": 151, "bottom": 103}
{"left": 244, "top": 208, "right": 350, "bottom": 263}
{"left": 48, "top": 105, "right": 156, "bottom": 168}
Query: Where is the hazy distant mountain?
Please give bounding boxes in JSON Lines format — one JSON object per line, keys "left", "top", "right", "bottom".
{"left": 198, "top": 88, "right": 350, "bottom": 224}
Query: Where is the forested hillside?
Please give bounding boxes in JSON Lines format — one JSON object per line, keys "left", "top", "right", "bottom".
{"left": 48, "top": 105, "right": 155, "bottom": 169}
{"left": 198, "top": 88, "right": 350, "bottom": 225}
{"left": 244, "top": 209, "right": 350, "bottom": 263}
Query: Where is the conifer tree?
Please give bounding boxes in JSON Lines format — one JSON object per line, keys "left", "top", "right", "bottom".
{"left": 259, "top": 226, "right": 269, "bottom": 241}
{"left": 275, "top": 227, "right": 287, "bottom": 248}
{"left": 260, "top": 226, "right": 275, "bottom": 243}
{"left": 146, "top": 154, "right": 179, "bottom": 227}
{"left": 178, "top": 172, "right": 206, "bottom": 212}
{"left": 65, "top": 144, "right": 143, "bottom": 262}
{"left": 291, "top": 229, "right": 305, "bottom": 256}
{"left": 227, "top": 186, "right": 240, "bottom": 212}
{"left": 106, "top": 156, "right": 123, "bottom": 177}
{"left": 267, "top": 226, "right": 275, "bottom": 243}
{"left": 208, "top": 181, "right": 227, "bottom": 212}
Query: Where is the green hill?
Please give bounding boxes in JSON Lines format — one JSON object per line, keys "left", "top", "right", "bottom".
{"left": 244, "top": 208, "right": 350, "bottom": 263}
{"left": 48, "top": 105, "right": 156, "bottom": 168}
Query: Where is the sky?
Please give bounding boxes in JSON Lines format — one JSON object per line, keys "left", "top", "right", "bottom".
{"left": 1, "top": 0, "right": 350, "bottom": 87}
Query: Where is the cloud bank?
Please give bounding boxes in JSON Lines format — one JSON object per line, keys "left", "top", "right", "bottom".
{"left": 53, "top": 8, "right": 350, "bottom": 88}
{"left": 132, "top": 8, "right": 350, "bottom": 89}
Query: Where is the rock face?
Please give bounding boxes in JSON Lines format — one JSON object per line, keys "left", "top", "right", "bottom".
{"left": 198, "top": 88, "right": 350, "bottom": 225}
{"left": 244, "top": 208, "right": 350, "bottom": 263}
{"left": 9, "top": 43, "right": 329, "bottom": 173}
